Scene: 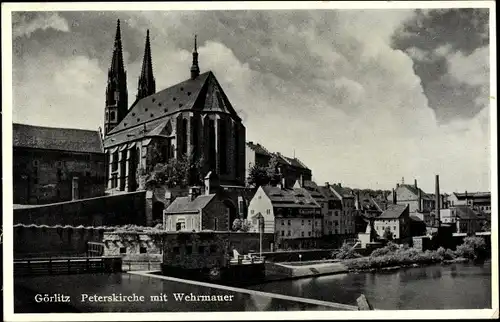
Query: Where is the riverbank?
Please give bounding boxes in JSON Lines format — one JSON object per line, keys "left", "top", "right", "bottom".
{"left": 339, "top": 236, "right": 489, "bottom": 273}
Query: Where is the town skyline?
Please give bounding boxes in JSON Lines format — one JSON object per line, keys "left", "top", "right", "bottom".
{"left": 10, "top": 7, "right": 493, "bottom": 193}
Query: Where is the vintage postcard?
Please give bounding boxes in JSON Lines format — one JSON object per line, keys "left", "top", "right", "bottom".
{"left": 2, "top": 1, "right": 498, "bottom": 321}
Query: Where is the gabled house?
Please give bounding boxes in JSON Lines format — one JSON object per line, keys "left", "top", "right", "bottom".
{"left": 326, "top": 182, "right": 356, "bottom": 236}
{"left": 373, "top": 204, "right": 411, "bottom": 242}
{"left": 247, "top": 184, "right": 322, "bottom": 249}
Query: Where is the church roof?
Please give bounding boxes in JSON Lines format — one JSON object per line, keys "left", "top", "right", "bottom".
{"left": 13, "top": 123, "right": 103, "bottom": 154}
{"left": 104, "top": 71, "right": 241, "bottom": 148}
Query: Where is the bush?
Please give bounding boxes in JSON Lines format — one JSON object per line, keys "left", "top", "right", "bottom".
{"left": 456, "top": 237, "right": 487, "bottom": 260}
{"left": 370, "top": 242, "right": 399, "bottom": 258}
{"left": 335, "top": 243, "right": 362, "bottom": 260}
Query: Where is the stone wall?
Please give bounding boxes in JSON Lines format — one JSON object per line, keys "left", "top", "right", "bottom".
{"left": 13, "top": 148, "right": 106, "bottom": 205}
{"left": 13, "top": 225, "right": 109, "bottom": 258}
{"left": 14, "top": 191, "right": 147, "bottom": 227}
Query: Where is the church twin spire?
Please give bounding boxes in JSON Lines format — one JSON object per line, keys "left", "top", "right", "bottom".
{"left": 105, "top": 19, "right": 200, "bottom": 134}
{"left": 137, "top": 29, "right": 156, "bottom": 100}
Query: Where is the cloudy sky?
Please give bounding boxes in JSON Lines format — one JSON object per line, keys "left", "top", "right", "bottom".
{"left": 10, "top": 5, "right": 493, "bottom": 193}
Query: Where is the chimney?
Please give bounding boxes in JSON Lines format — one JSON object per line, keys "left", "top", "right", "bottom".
{"left": 281, "top": 176, "right": 286, "bottom": 189}
{"left": 300, "top": 174, "right": 304, "bottom": 187}
{"left": 414, "top": 179, "right": 418, "bottom": 188}
{"left": 435, "top": 175, "right": 441, "bottom": 228}
{"left": 72, "top": 177, "right": 79, "bottom": 200}
{"left": 188, "top": 187, "right": 195, "bottom": 201}
{"left": 325, "top": 182, "right": 330, "bottom": 188}
{"left": 338, "top": 183, "right": 342, "bottom": 188}
{"left": 392, "top": 188, "right": 397, "bottom": 205}
{"left": 396, "top": 183, "right": 400, "bottom": 188}
{"left": 164, "top": 191, "right": 174, "bottom": 207}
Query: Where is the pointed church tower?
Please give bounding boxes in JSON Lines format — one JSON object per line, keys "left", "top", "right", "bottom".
{"left": 190, "top": 35, "right": 200, "bottom": 79}
{"left": 136, "top": 29, "right": 156, "bottom": 100}
{"left": 104, "top": 19, "right": 128, "bottom": 135}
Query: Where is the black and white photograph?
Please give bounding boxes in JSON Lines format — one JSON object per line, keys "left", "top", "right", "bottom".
{"left": 2, "top": 1, "right": 498, "bottom": 320}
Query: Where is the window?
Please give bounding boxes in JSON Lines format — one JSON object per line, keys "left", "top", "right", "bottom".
{"left": 119, "top": 247, "right": 126, "bottom": 254}
{"left": 281, "top": 231, "right": 284, "bottom": 236}
{"left": 56, "top": 168, "right": 62, "bottom": 182}
{"left": 214, "top": 218, "right": 218, "bottom": 230}
{"left": 301, "top": 220, "right": 304, "bottom": 226}
{"left": 287, "top": 231, "right": 291, "bottom": 236}
{"left": 288, "top": 220, "right": 291, "bottom": 225}
{"left": 393, "top": 226, "right": 396, "bottom": 231}
{"left": 308, "top": 231, "right": 311, "bottom": 237}
{"left": 110, "top": 111, "right": 116, "bottom": 121}
{"left": 176, "top": 218, "right": 186, "bottom": 231}
{"left": 139, "top": 247, "right": 147, "bottom": 254}
{"left": 301, "top": 232, "right": 304, "bottom": 237}
{"left": 308, "top": 220, "right": 311, "bottom": 225}
{"left": 281, "top": 220, "right": 284, "bottom": 226}
{"left": 186, "top": 246, "right": 192, "bottom": 255}
{"left": 266, "top": 209, "right": 271, "bottom": 215}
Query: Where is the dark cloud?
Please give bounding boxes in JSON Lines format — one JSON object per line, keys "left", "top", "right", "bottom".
{"left": 392, "top": 8, "right": 490, "bottom": 123}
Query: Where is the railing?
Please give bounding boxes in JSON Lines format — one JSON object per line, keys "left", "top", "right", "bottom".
{"left": 14, "top": 256, "right": 122, "bottom": 276}
{"left": 229, "top": 255, "right": 265, "bottom": 265}
{"left": 87, "top": 242, "right": 105, "bottom": 257}
{"left": 122, "top": 260, "right": 162, "bottom": 272}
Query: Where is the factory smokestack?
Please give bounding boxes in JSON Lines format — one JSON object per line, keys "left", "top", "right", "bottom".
{"left": 435, "top": 175, "right": 440, "bottom": 228}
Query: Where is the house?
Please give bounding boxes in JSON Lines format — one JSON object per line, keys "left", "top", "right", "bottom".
{"left": 163, "top": 173, "right": 244, "bottom": 232}
{"left": 439, "top": 206, "right": 488, "bottom": 234}
{"left": 247, "top": 182, "right": 322, "bottom": 249}
{"left": 299, "top": 180, "right": 328, "bottom": 237}
{"left": 245, "top": 141, "right": 312, "bottom": 188}
{"left": 102, "top": 21, "right": 246, "bottom": 195}
{"left": 373, "top": 204, "right": 411, "bottom": 242}
{"left": 386, "top": 180, "right": 436, "bottom": 214}
{"left": 317, "top": 184, "right": 344, "bottom": 236}
{"left": 448, "top": 192, "right": 491, "bottom": 215}
{"left": 13, "top": 123, "right": 106, "bottom": 205}
{"left": 326, "top": 183, "right": 356, "bottom": 236}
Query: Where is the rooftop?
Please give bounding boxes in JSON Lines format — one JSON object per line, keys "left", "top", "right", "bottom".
{"left": 377, "top": 204, "right": 408, "bottom": 219}
{"left": 13, "top": 123, "right": 103, "bottom": 154}
{"left": 262, "top": 185, "right": 320, "bottom": 209}
{"left": 165, "top": 194, "right": 216, "bottom": 214}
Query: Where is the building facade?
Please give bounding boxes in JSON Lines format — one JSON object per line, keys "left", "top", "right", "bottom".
{"left": 102, "top": 21, "right": 246, "bottom": 195}
{"left": 373, "top": 204, "right": 411, "bottom": 242}
{"left": 247, "top": 184, "right": 322, "bottom": 249}
{"left": 439, "top": 206, "right": 488, "bottom": 234}
{"left": 327, "top": 183, "right": 356, "bottom": 236}
{"left": 448, "top": 192, "right": 491, "bottom": 215}
{"left": 13, "top": 123, "right": 105, "bottom": 205}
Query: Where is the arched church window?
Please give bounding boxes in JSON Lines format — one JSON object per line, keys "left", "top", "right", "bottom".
{"left": 181, "top": 118, "right": 188, "bottom": 155}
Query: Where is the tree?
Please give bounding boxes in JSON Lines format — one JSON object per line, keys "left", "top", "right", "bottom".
{"left": 247, "top": 155, "right": 281, "bottom": 187}
{"left": 383, "top": 227, "right": 394, "bottom": 241}
{"left": 142, "top": 153, "right": 204, "bottom": 189}
{"left": 231, "top": 218, "right": 252, "bottom": 232}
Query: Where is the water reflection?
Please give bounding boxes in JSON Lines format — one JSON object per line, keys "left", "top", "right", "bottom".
{"left": 248, "top": 261, "right": 491, "bottom": 310}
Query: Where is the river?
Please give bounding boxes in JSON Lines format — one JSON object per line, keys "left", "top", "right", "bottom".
{"left": 248, "top": 261, "right": 492, "bottom": 310}
{"left": 14, "top": 261, "right": 491, "bottom": 312}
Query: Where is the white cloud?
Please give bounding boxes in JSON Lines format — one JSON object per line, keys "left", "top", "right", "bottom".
{"left": 13, "top": 12, "right": 70, "bottom": 38}
{"left": 12, "top": 10, "right": 492, "bottom": 193}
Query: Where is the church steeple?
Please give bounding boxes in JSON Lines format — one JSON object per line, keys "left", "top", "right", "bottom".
{"left": 104, "top": 19, "right": 128, "bottom": 135}
{"left": 137, "top": 29, "right": 156, "bottom": 100}
{"left": 190, "top": 35, "right": 200, "bottom": 79}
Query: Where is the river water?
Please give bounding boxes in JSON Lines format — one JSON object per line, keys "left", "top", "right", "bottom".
{"left": 14, "top": 261, "right": 491, "bottom": 312}
{"left": 248, "top": 261, "right": 492, "bottom": 310}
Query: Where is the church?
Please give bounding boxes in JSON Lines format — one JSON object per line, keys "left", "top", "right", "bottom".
{"left": 102, "top": 20, "right": 246, "bottom": 194}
